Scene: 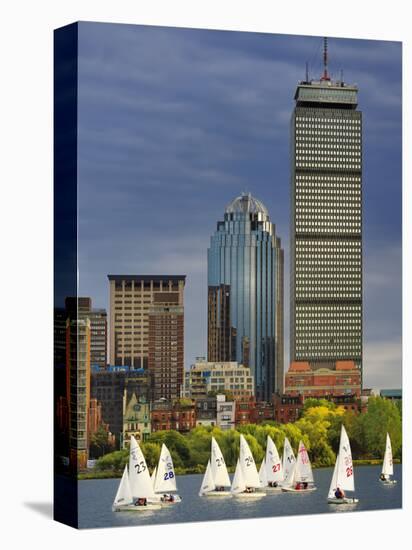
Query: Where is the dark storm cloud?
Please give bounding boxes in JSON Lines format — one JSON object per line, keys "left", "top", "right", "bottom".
{"left": 76, "top": 22, "right": 401, "bottom": 388}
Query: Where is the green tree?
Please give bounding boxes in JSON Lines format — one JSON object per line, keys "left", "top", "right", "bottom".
{"left": 89, "top": 426, "right": 113, "bottom": 459}
{"left": 361, "top": 396, "right": 402, "bottom": 458}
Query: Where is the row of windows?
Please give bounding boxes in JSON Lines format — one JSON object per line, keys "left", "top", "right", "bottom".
{"left": 296, "top": 117, "right": 361, "bottom": 125}
{"left": 296, "top": 174, "right": 361, "bottom": 181}
{"left": 297, "top": 304, "right": 361, "bottom": 312}
{"left": 296, "top": 293, "right": 361, "bottom": 300}
{"left": 296, "top": 162, "right": 361, "bottom": 170}
{"left": 296, "top": 258, "right": 362, "bottom": 266}
{"left": 296, "top": 239, "right": 361, "bottom": 247}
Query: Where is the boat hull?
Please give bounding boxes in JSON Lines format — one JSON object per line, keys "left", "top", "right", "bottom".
{"left": 158, "top": 494, "right": 182, "bottom": 505}
{"left": 327, "top": 497, "right": 359, "bottom": 505}
{"left": 281, "top": 486, "right": 317, "bottom": 493}
{"left": 112, "top": 503, "right": 162, "bottom": 512}
{"left": 199, "top": 490, "right": 232, "bottom": 497}
{"left": 261, "top": 485, "right": 282, "bottom": 493}
{"left": 231, "top": 491, "right": 266, "bottom": 499}
{"left": 379, "top": 479, "right": 397, "bottom": 485}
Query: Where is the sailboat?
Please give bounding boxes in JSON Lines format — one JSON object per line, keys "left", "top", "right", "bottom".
{"left": 153, "top": 443, "right": 182, "bottom": 504}
{"left": 281, "top": 436, "right": 296, "bottom": 487}
{"left": 259, "top": 458, "right": 268, "bottom": 488}
{"left": 199, "top": 437, "right": 231, "bottom": 497}
{"left": 112, "top": 465, "right": 133, "bottom": 511}
{"left": 231, "top": 434, "right": 265, "bottom": 498}
{"left": 150, "top": 466, "right": 157, "bottom": 488}
{"left": 281, "top": 440, "right": 316, "bottom": 492}
{"left": 260, "top": 436, "right": 283, "bottom": 492}
{"left": 112, "top": 436, "right": 161, "bottom": 511}
{"left": 379, "top": 433, "right": 397, "bottom": 484}
{"left": 327, "top": 425, "right": 358, "bottom": 504}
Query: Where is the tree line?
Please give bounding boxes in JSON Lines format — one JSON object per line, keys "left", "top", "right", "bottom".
{"left": 94, "top": 396, "right": 402, "bottom": 475}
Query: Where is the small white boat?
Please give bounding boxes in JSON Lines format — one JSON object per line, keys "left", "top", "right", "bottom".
{"left": 379, "top": 433, "right": 397, "bottom": 485}
{"left": 231, "top": 435, "right": 266, "bottom": 498}
{"left": 150, "top": 466, "right": 157, "bottom": 487}
{"left": 153, "top": 443, "right": 182, "bottom": 505}
{"left": 231, "top": 458, "right": 265, "bottom": 499}
{"left": 259, "top": 436, "right": 283, "bottom": 492}
{"left": 199, "top": 437, "right": 232, "bottom": 497}
{"left": 327, "top": 425, "right": 359, "bottom": 505}
{"left": 112, "top": 437, "right": 162, "bottom": 512}
{"left": 280, "top": 436, "right": 296, "bottom": 489}
{"left": 281, "top": 440, "right": 316, "bottom": 493}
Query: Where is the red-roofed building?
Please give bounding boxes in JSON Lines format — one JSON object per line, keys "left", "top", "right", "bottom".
{"left": 285, "top": 360, "right": 361, "bottom": 398}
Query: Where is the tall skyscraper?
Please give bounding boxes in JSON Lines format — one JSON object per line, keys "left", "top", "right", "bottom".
{"left": 208, "top": 193, "right": 284, "bottom": 401}
{"left": 148, "top": 296, "right": 184, "bottom": 401}
{"left": 290, "top": 39, "right": 362, "bottom": 377}
{"left": 108, "top": 275, "right": 185, "bottom": 370}
{"left": 66, "top": 318, "right": 91, "bottom": 470}
{"left": 64, "top": 297, "right": 108, "bottom": 368}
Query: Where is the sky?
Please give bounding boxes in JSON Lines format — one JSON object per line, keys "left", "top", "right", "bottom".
{"left": 77, "top": 22, "right": 402, "bottom": 390}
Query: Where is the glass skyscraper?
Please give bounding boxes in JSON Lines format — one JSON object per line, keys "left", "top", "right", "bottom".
{"left": 207, "top": 193, "right": 284, "bottom": 401}
{"left": 290, "top": 48, "right": 363, "bottom": 377}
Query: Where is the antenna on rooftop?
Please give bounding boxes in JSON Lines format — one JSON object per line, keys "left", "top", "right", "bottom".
{"left": 305, "top": 61, "right": 309, "bottom": 83}
{"left": 320, "top": 36, "right": 330, "bottom": 81}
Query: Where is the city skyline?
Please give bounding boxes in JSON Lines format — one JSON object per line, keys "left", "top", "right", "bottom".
{"left": 76, "top": 23, "right": 402, "bottom": 389}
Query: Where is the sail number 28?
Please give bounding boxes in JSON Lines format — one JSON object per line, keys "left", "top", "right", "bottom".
{"left": 346, "top": 466, "right": 353, "bottom": 477}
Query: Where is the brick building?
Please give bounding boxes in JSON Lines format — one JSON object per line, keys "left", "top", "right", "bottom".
{"left": 235, "top": 398, "right": 274, "bottom": 426}
{"left": 151, "top": 399, "right": 196, "bottom": 433}
{"left": 285, "top": 360, "right": 361, "bottom": 398}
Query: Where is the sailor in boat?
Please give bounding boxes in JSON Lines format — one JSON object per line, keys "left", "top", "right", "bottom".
{"left": 245, "top": 487, "right": 254, "bottom": 494}
{"left": 135, "top": 497, "right": 148, "bottom": 507}
{"left": 268, "top": 481, "right": 279, "bottom": 488}
{"left": 380, "top": 473, "right": 388, "bottom": 482}
{"left": 161, "top": 493, "right": 175, "bottom": 503}
{"left": 294, "top": 481, "right": 308, "bottom": 490}
{"left": 334, "top": 486, "right": 345, "bottom": 500}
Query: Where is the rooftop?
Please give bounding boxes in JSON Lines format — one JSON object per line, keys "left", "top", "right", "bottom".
{"left": 225, "top": 192, "right": 268, "bottom": 216}
{"left": 108, "top": 275, "right": 186, "bottom": 282}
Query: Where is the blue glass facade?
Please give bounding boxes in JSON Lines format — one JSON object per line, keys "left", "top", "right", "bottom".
{"left": 207, "top": 193, "right": 284, "bottom": 401}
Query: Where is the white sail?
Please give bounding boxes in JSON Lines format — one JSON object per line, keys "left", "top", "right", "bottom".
{"left": 231, "top": 459, "right": 246, "bottom": 494}
{"left": 259, "top": 459, "right": 268, "bottom": 487}
{"left": 327, "top": 454, "right": 339, "bottom": 499}
{"left": 154, "top": 443, "right": 177, "bottom": 493}
{"left": 199, "top": 460, "right": 215, "bottom": 495}
{"left": 239, "top": 434, "right": 261, "bottom": 488}
{"left": 336, "top": 425, "right": 355, "bottom": 492}
{"left": 128, "top": 435, "right": 157, "bottom": 500}
{"left": 382, "top": 433, "right": 394, "bottom": 477}
{"left": 295, "top": 441, "right": 314, "bottom": 483}
{"left": 151, "top": 466, "right": 157, "bottom": 487}
{"left": 266, "top": 436, "right": 283, "bottom": 483}
{"left": 210, "top": 437, "right": 231, "bottom": 487}
{"left": 113, "top": 465, "right": 133, "bottom": 507}
{"left": 282, "top": 437, "right": 296, "bottom": 486}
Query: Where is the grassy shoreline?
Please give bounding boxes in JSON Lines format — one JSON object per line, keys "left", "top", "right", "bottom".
{"left": 77, "top": 458, "right": 401, "bottom": 480}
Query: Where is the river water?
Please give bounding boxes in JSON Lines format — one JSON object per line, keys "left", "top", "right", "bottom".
{"left": 78, "top": 464, "right": 401, "bottom": 529}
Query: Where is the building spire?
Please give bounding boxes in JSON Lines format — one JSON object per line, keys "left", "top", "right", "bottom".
{"left": 320, "top": 36, "right": 330, "bottom": 81}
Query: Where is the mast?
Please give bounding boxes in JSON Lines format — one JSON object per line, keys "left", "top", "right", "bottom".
{"left": 320, "top": 37, "right": 330, "bottom": 81}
